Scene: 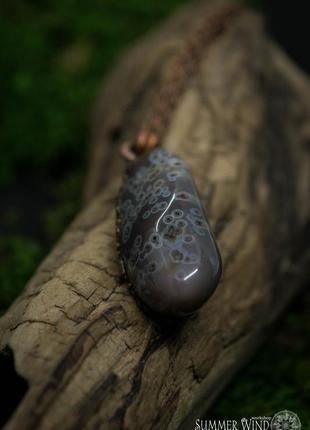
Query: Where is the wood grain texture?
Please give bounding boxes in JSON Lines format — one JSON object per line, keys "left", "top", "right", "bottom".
{"left": 1, "top": 2, "right": 310, "bottom": 429}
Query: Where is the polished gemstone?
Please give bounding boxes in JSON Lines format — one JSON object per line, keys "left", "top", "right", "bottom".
{"left": 116, "top": 148, "right": 222, "bottom": 316}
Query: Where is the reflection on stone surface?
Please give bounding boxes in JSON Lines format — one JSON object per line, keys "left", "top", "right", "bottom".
{"left": 117, "top": 148, "right": 222, "bottom": 316}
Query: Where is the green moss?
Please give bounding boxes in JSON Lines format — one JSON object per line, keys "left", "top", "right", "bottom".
{"left": 211, "top": 294, "right": 310, "bottom": 426}
{"left": 45, "top": 170, "right": 84, "bottom": 241}
{"left": 0, "top": 0, "right": 190, "bottom": 186}
{"left": 0, "top": 0, "right": 190, "bottom": 302}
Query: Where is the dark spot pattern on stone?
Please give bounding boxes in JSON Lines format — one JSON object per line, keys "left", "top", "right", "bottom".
{"left": 116, "top": 148, "right": 222, "bottom": 316}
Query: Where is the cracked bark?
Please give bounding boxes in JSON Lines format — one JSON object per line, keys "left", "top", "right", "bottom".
{"left": 0, "top": 1, "right": 310, "bottom": 429}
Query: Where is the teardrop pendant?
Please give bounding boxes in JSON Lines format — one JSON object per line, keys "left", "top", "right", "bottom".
{"left": 116, "top": 148, "right": 222, "bottom": 316}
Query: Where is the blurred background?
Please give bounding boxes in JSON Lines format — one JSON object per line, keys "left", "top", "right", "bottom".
{"left": 0, "top": 0, "right": 309, "bottom": 425}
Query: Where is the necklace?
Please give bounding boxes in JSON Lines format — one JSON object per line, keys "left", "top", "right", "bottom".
{"left": 116, "top": 3, "right": 243, "bottom": 317}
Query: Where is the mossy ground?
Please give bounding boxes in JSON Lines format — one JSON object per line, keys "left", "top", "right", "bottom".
{"left": 0, "top": 0, "right": 309, "bottom": 426}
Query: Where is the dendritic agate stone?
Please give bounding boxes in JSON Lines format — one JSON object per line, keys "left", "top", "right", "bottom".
{"left": 116, "top": 148, "right": 222, "bottom": 316}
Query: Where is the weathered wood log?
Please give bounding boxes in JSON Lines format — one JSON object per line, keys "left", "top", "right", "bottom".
{"left": 1, "top": 1, "right": 310, "bottom": 429}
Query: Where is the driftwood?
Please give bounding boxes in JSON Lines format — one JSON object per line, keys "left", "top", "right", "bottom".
{"left": 1, "top": 1, "right": 310, "bottom": 429}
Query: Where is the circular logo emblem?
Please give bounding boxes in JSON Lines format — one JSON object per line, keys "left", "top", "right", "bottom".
{"left": 271, "top": 410, "right": 301, "bottom": 430}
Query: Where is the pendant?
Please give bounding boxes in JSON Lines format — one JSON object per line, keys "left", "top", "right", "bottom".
{"left": 116, "top": 148, "right": 222, "bottom": 316}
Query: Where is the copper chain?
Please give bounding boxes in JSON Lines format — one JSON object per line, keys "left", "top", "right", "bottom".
{"left": 120, "top": 3, "right": 243, "bottom": 161}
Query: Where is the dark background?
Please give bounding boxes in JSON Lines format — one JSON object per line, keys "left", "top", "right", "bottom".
{"left": 0, "top": 0, "right": 309, "bottom": 426}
